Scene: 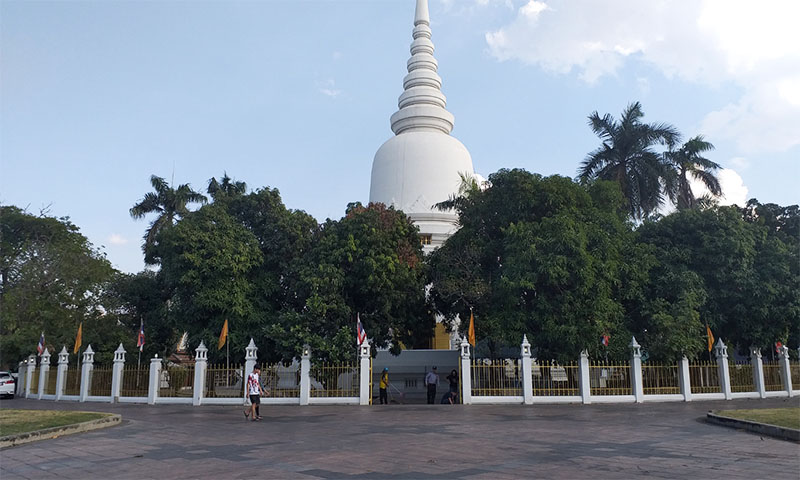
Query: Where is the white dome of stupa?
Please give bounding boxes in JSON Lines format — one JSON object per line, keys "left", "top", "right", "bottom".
{"left": 369, "top": 0, "right": 474, "bottom": 252}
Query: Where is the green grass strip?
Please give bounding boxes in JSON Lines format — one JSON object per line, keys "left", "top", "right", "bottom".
{"left": 716, "top": 407, "right": 800, "bottom": 430}
{"left": 0, "top": 409, "right": 112, "bottom": 436}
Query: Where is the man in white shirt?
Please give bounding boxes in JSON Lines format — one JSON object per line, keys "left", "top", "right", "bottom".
{"left": 425, "top": 366, "right": 439, "bottom": 404}
{"left": 244, "top": 365, "right": 267, "bottom": 421}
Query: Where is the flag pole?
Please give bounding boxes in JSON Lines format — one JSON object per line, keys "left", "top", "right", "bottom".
{"left": 137, "top": 349, "right": 142, "bottom": 387}
{"left": 226, "top": 337, "right": 230, "bottom": 387}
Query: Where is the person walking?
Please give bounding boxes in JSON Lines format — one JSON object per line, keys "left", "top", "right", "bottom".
{"left": 244, "top": 365, "right": 267, "bottom": 421}
{"left": 446, "top": 369, "right": 459, "bottom": 404}
{"left": 425, "top": 366, "right": 439, "bottom": 404}
{"left": 379, "top": 367, "right": 390, "bottom": 405}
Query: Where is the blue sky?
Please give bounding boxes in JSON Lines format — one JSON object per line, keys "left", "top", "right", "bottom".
{"left": 2, "top": 0, "right": 798, "bottom": 274}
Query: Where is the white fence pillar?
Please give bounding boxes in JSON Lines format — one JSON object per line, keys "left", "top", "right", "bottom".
{"left": 521, "top": 335, "right": 533, "bottom": 405}
{"left": 778, "top": 345, "right": 793, "bottom": 396}
{"left": 55, "top": 347, "right": 69, "bottom": 400}
{"left": 193, "top": 342, "right": 208, "bottom": 406}
{"left": 579, "top": 350, "right": 591, "bottom": 404}
{"left": 630, "top": 337, "right": 644, "bottom": 403}
{"left": 750, "top": 347, "right": 766, "bottom": 399}
{"left": 359, "top": 342, "right": 371, "bottom": 406}
{"left": 679, "top": 356, "right": 692, "bottom": 402}
{"left": 147, "top": 355, "right": 161, "bottom": 405}
{"left": 299, "top": 344, "right": 311, "bottom": 406}
{"left": 17, "top": 360, "right": 27, "bottom": 397}
{"left": 24, "top": 355, "right": 36, "bottom": 397}
{"left": 38, "top": 348, "right": 51, "bottom": 400}
{"left": 244, "top": 338, "right": 258, "bottom": 405}
{"left": 460, "top": 338, "right": 472, "bottom": 405}
{"left": 714, "top": 339, "right": 732, "bottom": 400}
{"left": 80, "top": 345, "right": 95, "bottom": 402}
{"left": 111, "top": 344, "right": 126, "bottom": 403}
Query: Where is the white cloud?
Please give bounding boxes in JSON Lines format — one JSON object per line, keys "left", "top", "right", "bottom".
{"left": 108, "top": 233, "right": 128, "bottom": 245}
{"left": 728, "top": 157, "right": 750, "bottom": 170}
{"left": 317, "top": 78, "right": 341, "bottom": 98}
{"left": 485, "top": 0, "right": 800, "bottom": 152}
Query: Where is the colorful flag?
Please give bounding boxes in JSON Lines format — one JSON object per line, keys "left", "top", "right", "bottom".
{"left": 467, "top": 310, "right": 476, "bottom": 347}
{"left": 706, "top": 324, "right": 714, "bottom": 352}
{"left": 775, "top": 341, "right": 783, "bottom": 354}
{"left": 136, "top": 320, "right": 145, "bottom": 352}
{"left": 357, "top": 314, "right": 367, "bottom": 346}
{"left": 601, "top": 334, "right": 610, "bottom": 347}
{"left": 37, "top": 332, "right": 45, "bottom": 356}
{"left": 73, "top": 322, "right": 82, "bottom": 354}
{"left": 217, "top": 319, "right": 228, "bottom": 350}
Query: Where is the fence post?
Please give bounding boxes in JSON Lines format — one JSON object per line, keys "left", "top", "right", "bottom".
{"left": 359, "top": 341, "right": 371, "bottom": 406}
{"left": 56, "top": 346, "right": 69, "bottom": 401}
{"left": 629, "top": 337, "right": 644, "bottom": 403}
{"left": 38, "top": 348, "right": 51, "bottom": 400}
{"left": 460, "top": 338, "right": 472, "bottom": 405}
{"left": 520, "top": 335, "right": 533, "bottom": 405}
{"left": 80, "top": 345, "right": 95, "bottom": 402}
{"left": 679, "top": 356, "right": 692, "bottom": 402}
{"left": 244, "top": 338, "right": 258, "bottom": 405}
{"left": 299, "top": 344, "right": 311, "bottom": 406}
{"left": 111, "top": 344, "right": 126, "bottom": 403}
{"left": 750, "top": 347, "right": 766, "bottom": 399}
{"left": 25, "top": 354, "right": 36, "bottom": 397}
{"left": 713, "top": 339, "right": 732, "bottom": 400}
{"left": 193, "top": 342, "right": 208, "bottom": 406}
{"left": 147, "top": 355, "right": 161, "bottom": 405}
{"left": 778, "top": 345, "right": 793, "bottom": 396}
{"left": 579, "top": 350, "right": 591, "bottom": 404}
{"left": 17, "top": 360, "right": 27, "bottom": 397}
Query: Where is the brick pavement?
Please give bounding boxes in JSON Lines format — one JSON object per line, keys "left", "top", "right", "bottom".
{"left": 1, "top": 396, "right": 798, "bottom": 479}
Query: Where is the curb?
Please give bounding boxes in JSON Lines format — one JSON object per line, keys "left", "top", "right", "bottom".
{"left": 706, "top": 412, "right": 800, "bottom": 443}
{"left": 0, "top": 414, "right": 121, "bottom": 449}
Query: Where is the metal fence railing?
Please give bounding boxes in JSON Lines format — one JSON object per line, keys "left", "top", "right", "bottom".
{"left": 120, "top": 365, "right": 149, "bottom": 397}
{"left": 44, "top": 369, "right": 58, "bottom": 395}
{"left": 205, "top": 364, "right": 243, "bottom": 398}
{"left": 589, "top": 361, "right": 631, "bottom": 396}
{"left": 689, "top": 362, "right": 720, "bottom": 393}
{"left": 262, "top": 363, "right": 301, "bottom": 398}
{"left": 763, "top": 362, "right": 783, "bottom": 391}
{"left": 64, "top": 369, "right": 81, "bottom": 396}
{"left": 310, "top": 362, "right": 359, "bottom": 397}
{"left": 471, "top": 359, "right": 522, "bottom": 396}
{"left": 729, "top": 361, "right": 755, "bottom": 393}
{"left": 90, "top": 367, "right": 113, "bottom": 396}
{"left": 30, "top": 368, "right": 40, "bottom": 393}
{"left": 531, "top": 361, "right": 579, "bottom": 396}
{"left": 641, "top": 363, "right": 680, "bottom": 395}
{"left": 159, "top": 366, "right": 194, "bottom": 397}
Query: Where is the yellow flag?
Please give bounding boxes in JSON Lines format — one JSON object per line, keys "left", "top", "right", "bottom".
{"left": 218, "top": 319, "right": 229, "bottom": 350}
{"left": 468, "top": 310, "right": 476, "bottom": 347}
{"left": 706, "top": 324, "right": 714, "bottom": 352}
{"left": 73, "top": 322, "right": 83, "bottom": 354}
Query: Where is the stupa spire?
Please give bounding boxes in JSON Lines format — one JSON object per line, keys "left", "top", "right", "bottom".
{"left": 390, "top": 0, "right": 455, "bottom": 135}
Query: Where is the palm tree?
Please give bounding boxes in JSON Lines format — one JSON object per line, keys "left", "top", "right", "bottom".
{"left": 130, "top": 175, "right": 207, "bottom": 264}
{"left": 578, "top": 102, "right": 680, "bottom": 220}
{"left": 665, "top": 135, "right": 722, "bottom": 210}
{"left": 434, "top": 171, "right": 484, "bottom": 214}
{"left": 207, "top": 173, "right": 247, "bottom": 202}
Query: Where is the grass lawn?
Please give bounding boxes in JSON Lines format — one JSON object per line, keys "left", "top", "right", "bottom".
{"left": 716, "top": 407, "right": 800, "bottom": 430}
{"left": 0, "top": 409, "right": 112, "bottom": 436}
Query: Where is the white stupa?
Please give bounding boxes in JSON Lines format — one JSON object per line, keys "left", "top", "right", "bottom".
{"left": 369, "top": 0, "right": 474, "bottom": 253}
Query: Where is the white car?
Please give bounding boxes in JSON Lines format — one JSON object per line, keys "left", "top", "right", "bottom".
{"left": 0, "top": 371, "right": 15, "bottom": 398}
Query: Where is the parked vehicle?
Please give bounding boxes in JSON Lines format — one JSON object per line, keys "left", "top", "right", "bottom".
{"left": 0, "top": 371, "right": 15, "bottom": 398}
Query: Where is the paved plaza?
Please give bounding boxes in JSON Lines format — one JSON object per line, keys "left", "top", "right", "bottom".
{"left": 1, "top": 396, "right": 798, "bottom": 479}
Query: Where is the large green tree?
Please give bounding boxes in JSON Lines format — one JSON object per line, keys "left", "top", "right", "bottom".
{"left": 579, "top": 102, "right": 679, "bottom": 220}
{"left": 428, "top": 170, "right": 637, "bottom": 361}
{"left": 129, "top": 175, "right": 207, "bottom": 265}
{"left": 0, "top": 206, "right": 122, "bottom": 367}
{"left": 665, "top": 135, "right": 722, "bottom": 210}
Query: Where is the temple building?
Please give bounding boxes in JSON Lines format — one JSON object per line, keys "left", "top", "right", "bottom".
{"left": 369, "top": 0, "right": 475, "bottom": 254}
